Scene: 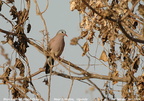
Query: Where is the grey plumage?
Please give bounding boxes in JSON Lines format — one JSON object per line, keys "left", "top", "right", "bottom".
{"left": 45, "top": 30, "right": 67, "bottom": 74}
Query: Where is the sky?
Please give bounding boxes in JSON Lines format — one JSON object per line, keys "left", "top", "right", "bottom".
{"left": 0, "top": 0, "right": 138, "bottom": 101}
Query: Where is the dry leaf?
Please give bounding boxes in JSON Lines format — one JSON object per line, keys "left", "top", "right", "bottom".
{"left": 131, "top": 0, "right": 137, "bottom": 5}
{"left": 70, "top": 1, "right": 77, "bottom": 11}
{"left": 10, "top": 6, "right": 17, "bottom": 20}
{"left": 102, "top": 32, "right": 108, "bottom": 45}
{"left": 121, "top": 84, "right": 129, "bottom": 98}
{"left": 99, "top": 50, "right": 108, "bottom": 62}
{"left": 15, "top": 58, "right": 25, "bottom": 77}
{"left": 27, "top": 23, "right": 31, "bottom": 33}
{"left": 138, "top": 4, "right": 144, "bottom": 17}
{"left": 95, "top": 0, "right": 104, "bottom": 8}
{"left": 43, "top": 77, "right": 49, "bottom": 85}
{"left": 82, "top": 42, "right": 89, "bottom": 56}
{"left": 109, "top": 90, "right": 114, "bottom": 96}
{"left": 11, "top": 87, "right": 21, "bottom": 98}
{"left": 70, "top": 37, "right": 79, "bottom": 45}
{"left": 112, "top": 71, "right": 119, "bottom": 85}
{"left": 2, "top": 68, "right": 11, "bottom": 84}
{"left": 122, "top": 61, "right": 129, "bottom": 70}
{"left": 86, "top": 31, "right": 94, "bottom": 43}
{"left": 81, "top": 30, "right": 88, "bottom": 38}
{"left": 132, "top": 56, "right": 140, "bottom": 73}
{"left": 23, "top": 77, "right": 29, "bottom": 92}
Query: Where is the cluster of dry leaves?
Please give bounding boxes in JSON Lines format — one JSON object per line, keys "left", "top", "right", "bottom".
{"left": 0, "top": 0, "right": 30, "bottom": 57}
{"left": 0, "top": 0, "right": 32, "bottom": 99}
{"left": 70, "top": 0, "right": 144, "bottom": 100}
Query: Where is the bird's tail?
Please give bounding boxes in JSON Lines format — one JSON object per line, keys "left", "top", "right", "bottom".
{"left": 44, "top": 56, "right": 54, "bottom": 74}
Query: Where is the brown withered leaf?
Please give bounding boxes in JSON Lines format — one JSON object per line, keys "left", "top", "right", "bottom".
{"left": 81, "top": 30, "right": 88, "bottom": 38}
{"left": 132, "top": 56, "right": 140, "bottom": 73}
{"left": 82, "top": 42, "right": 89, "bottom": 56}
{"left": 87, "top": 31, "right": 94, "bottom": 43}
{"left": 70, "top": 37, "right": 79, "bottom": 45}
{"left": 13, "top": 33, "right": 29, "bottom": 57}
{"left": 15, "top": 58, "right": 25, "bottom": 77}
{"left": 108, "top": 52, "right": 116, "bottom": 62}
{"left": 43, "top": 77, "right": 49, "bottom": 85}
{"left": 2, "top": 68, "right": 11, "bottom": 84}
{"left": 11, "top": 87, "right": 22, "bottom": 98}
{"left": 112, "top": 71, "right": 119, "bottom": 85}
{"left": 15, "top": 26, "right": 24, "bottom": 34}
{"left": 21, "top": 8, "right": 27, "bottom": 18}
{"left": 20, "top": 43, "right": 27, "bottom": 55}
{"left": 27, "top": 24, "right": 31, "bottom": 33}
{"left": 137, "top": 82, "right": 144, "bottom": 90}
{"left": 131, "top": 0, "right": 137, "bottom": 5}
{"left": 70, "top": 0, "right": 77, "bottom": 11}
{"left": 137, "top": 81, "right": 144, "bottom": 97}
{"left": 122, "top": 61, "right": 129, "bottom": 70}
{"left": 109, "top": 90, "right": 114, "bottom": 96}
{"left": 23, "top": 77, "right": 29, "bottom": 92}
{"left": 102, "top": 9, "right": 112, "bottom": 18}
{"left": 99, "top": 50, "right": 108, "bottom": 62}
{"left": 101, "top": 32, "right": 108, "bottom": 45}
{"left": 95, "top": 0, "right": 104, "bottom": 8}
{"left": 121, "top": 84, "right": 129, "bottom": 98}
{"left": 10, "top": 6, "right": 17, "bottom": 20}
{"left": 138, "top": 4, "right": 144, "bottom": 17}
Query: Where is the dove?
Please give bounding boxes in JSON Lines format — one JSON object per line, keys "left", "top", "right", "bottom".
{"left": 45, "top": 30, "right": 67, "bottom": 74}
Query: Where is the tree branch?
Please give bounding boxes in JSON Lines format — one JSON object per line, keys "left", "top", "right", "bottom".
{"left": 82, "top": 0, "right": 144, "bottom": 44}
{"left": 0, "top": 68, "right": 142, "bottom": 83}
{"left": 87, "top": 79, "right": 105, "bottom": 100}
{"left": 118, "top": 21, "right": 144, "bottom": 43}
{"left": 0, "top": 28, "right": 142, "bottom": 83}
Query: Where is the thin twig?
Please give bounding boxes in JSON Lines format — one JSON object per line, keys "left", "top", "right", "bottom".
{"left": 118, "top": 21, "right": 144, "bottom": 43}
{"left": 67, "top": 79, "right": 74, "bottom": 99}
{"left": 48, "top": 65, "right": 53, "bottom": 101}
{"left": 5, "top": 79, "right": 30, "bottom": 99}
{"left": 33, "top": 0, "right": 49, "bottom": 46}
{"left": 87, "top": 79, "right": 105, "bottom": 100}
{"left": 24, "top": 57, "right": 45, "bottom": 101}
{"left": 121, "top": 0, "right": 140, "bottom": 20}
{"left": 0, "top": 13, "right": 14, "bottom": 26}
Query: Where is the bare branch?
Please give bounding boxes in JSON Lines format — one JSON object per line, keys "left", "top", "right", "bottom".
{"left": 118, "top": 21, "right": 144, "bottom": 43}
{"left": 0, "top": 13, "right": 14, "bottom": 26}
{"left": 33, "top": 0, "right": 49, "bottom": 46}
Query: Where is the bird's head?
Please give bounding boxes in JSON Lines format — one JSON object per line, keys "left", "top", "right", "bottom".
{"left": 57, "top": 29, "right": 67, "bottom": 37}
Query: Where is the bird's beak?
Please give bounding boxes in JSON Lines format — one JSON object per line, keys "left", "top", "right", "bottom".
{"left": 65, "top": 34, "right": 68, "bottom": 37}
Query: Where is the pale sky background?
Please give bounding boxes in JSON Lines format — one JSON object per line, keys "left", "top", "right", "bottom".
{"left": 1, "top": 0, "right": 143, "bottom": 101}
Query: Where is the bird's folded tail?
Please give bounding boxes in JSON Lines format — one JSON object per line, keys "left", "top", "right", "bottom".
{"left": 44, "top": 56, "right": 54, "bottom": 74}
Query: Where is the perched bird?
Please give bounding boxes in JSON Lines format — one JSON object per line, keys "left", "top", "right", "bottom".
{"left": 45, "top": 30, "right": 67, "bottom": 74}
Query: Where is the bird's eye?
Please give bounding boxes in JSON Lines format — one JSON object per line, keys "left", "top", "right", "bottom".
{"left": 59, "top": 30, "right": 66, "bottom": 33}
{"left": 57, "top": 29, "right": 66, "bottom": 34}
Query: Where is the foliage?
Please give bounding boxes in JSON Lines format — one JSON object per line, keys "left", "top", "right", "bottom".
{"left": 70, "top": 0, "right": 144, "bottom": 100}
{"left": 0, "top": 0, "right": 144, "bottom": 101}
